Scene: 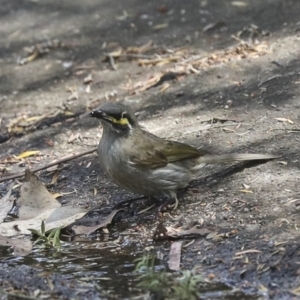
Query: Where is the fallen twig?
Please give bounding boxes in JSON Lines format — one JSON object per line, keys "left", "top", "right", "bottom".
{"left": 0, "top": 148, "right": 97, "bottom": 183}
{"left": 258, "top": 72, "right": 295, "bottom": 87}
{"left": 107, "top": 54, "right": 117, "bottom": 70}
{"left": 146, "top": 72, "right": 185, "bottom": 90}
{"left": 270, "top": 128, "right": 300, "bottom": 132}
{"left": 199, "top": 117, "right": 243, "bottom": 124}
{"left": 258, "top": 74, "right": 283, "bottom": 87}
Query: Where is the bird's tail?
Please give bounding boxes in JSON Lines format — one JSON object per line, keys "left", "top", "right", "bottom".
{"left": 191, "top": 153, "right": 278, "bottom": 175}
{"left": 198, "top": 153, "right": 278, "bottom": 164}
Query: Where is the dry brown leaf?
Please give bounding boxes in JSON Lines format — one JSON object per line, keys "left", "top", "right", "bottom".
{"left": 0, "top": 235, "right": 32, "bottom": 256}
{"left": 72, "top": 209, "right": 123, "bottom": 235}
{"left": 17, "top": 170, "right": 61, "bottom": 220}
{"left": 110, "top": 39, "right": 269, "bottom": 95}
{"left": 51, "top": 172, "right": 59, "bottom": 185}
{"left": 0, "top": 170, "right": 86, "bottom": 236}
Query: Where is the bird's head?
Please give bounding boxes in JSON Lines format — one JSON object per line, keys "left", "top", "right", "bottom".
{"left": 90, "top": 102, "right": 137, "bottom": 135}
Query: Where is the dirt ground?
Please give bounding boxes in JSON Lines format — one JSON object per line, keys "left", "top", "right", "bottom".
{"left": 1, "top": 0, "right": 300, "bottom": 299}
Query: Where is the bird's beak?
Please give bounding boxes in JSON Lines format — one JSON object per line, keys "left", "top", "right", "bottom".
{"left": 90, "top": 110, "right": 106, "bottom": 119}
{"left": 90, "top": 110, "right": 115, "bottom": 124}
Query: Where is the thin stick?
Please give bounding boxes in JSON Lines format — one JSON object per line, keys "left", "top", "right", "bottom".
{"left": 0, "top": 148, "right": 97, "bottom": 183}
{"left": 270, "top": 128, "right": 300, "bottom": 132}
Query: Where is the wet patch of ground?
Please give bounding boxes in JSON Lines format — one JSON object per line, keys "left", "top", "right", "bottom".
{"left": 1, "top": 0, "right": 300, "bottom": 299}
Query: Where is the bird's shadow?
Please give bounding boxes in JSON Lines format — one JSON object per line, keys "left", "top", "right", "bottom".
{"left": 188, "top": 159, "right": 269, "bottom": 189}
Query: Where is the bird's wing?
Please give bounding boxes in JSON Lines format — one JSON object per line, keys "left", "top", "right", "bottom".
{"left": 129, "top": 132, "right": 206, "bottom": 169}
{"left": 130, "top": 148, "right": 168, "bottom": 168}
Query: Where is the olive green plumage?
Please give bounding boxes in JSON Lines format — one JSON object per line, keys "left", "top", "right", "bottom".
{"left": 90, "top": 102, "right": 277, "bottom": 209}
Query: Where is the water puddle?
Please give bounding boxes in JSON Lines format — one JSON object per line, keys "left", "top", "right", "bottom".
{"left": 0, "top": 236, "right": 263, "bottom": 299}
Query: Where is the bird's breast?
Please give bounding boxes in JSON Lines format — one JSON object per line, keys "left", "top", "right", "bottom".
{"left": 97, "top": 137, "right": 193, "bottom": 196}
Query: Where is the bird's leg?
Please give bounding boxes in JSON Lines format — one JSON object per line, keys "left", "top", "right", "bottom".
{"left": 158, "top": 194, "right": 179, "bottom": 212}
{"left": 168, "top": 191, "right": 179, "bottom": 210}
{"left": 170, "top": 195, "right": 179, "bottom": 210}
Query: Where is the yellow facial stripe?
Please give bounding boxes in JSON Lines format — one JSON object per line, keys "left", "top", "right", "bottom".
{"left": 110, "top": 117, "right": 129, "bottom": 125}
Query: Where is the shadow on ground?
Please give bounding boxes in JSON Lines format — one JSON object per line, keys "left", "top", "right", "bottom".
{"left": 0, "top": 0, "right": 300, "bottom": 299}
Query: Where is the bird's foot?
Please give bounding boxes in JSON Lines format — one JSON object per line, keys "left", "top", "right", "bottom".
{"left": 157, "top": 195, "right": 179, "bottom": 214}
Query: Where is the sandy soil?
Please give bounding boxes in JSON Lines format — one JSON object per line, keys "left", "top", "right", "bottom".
{"left": 0, "top": 0, "right": 300, "bottom": 299}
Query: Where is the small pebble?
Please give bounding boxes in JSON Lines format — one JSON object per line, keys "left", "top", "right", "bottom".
{"left": 140, "top": 14, "right": 149, "bottom": 19}
{"left": 245, "top": 224, "right": 260, "bottom": 232}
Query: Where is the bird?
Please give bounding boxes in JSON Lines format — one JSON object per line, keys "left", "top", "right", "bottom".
{"left": 90, "top": 102, "right": 277, "bottom": 209}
